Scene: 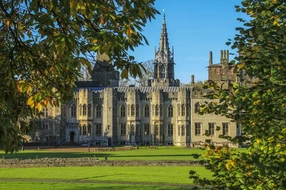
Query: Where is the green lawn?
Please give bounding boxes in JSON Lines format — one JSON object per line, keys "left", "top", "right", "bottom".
{"left": 0, "top": 147, "right": 204, "bottom": 160}
{"left": 0, "top": 166, "right": 211, "bottom": 190}
{"left": 0, "top": 147, "right": 246, "bottom": 189}
{"left": 0, "top": 182, "right": 195, "bottom": 190}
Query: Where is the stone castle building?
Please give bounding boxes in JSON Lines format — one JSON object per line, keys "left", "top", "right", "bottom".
{"left": 31, "top": 15, "right": 240, "bottom": 147}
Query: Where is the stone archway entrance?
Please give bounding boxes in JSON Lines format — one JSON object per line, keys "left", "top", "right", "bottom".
{"left": 69, "top": 131, "right": 75, "bottom": 142}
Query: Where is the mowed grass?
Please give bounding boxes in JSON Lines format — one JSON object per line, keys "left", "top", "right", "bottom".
{"left": 0, "top": 147, "right": 205, "bottom": 160}
{"left": 0, "top": 181, "right": 195, "bottom": 190}
{"left": 0, "top": 166, "right": 211, "bottom": 190}
{"left": 0, "top": 147, "right": 246, "bottom": 189}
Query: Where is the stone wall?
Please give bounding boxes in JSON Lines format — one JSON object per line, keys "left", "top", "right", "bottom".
{"left": 0, "top": 157, "right": 204, "bottom": 168}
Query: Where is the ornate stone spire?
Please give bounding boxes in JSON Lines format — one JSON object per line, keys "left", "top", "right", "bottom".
{"left": 156, "top": 12, "right": 171, "bottom": 64}
{"left": 154, "top": 12, "right": 175, "bottom": 80}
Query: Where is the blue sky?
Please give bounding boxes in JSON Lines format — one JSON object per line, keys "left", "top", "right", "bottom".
{"left": 132, "top": 0, "right": 246, "bottom": 84}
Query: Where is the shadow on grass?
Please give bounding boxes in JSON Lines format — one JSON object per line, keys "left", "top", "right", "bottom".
{"left": 60, "top": 186, "right": 199, "bottom": 190}
{"left": 0, "top": 152, "right": 201, "bottom": 160}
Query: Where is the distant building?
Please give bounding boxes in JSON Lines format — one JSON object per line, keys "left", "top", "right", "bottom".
{"left": 30, "top": 14, "right": 240, "bottom": 147}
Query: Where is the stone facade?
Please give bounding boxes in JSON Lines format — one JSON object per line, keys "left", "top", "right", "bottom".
{"left": 30, "top": 14, "right": 240, "bottom": 147}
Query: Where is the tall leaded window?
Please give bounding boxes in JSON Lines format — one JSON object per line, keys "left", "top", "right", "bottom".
{"left": 144, "top": 105, "right": 149, "bottom": 117}
{"left": 79, "top": 126, "right": 82, "bottom": 135}
{"left": 208, "top": 123, "right": 215, "bottom": 135}
{"left": 144, "top": 124, "right": 150, "bottom": 135}
{"left": 44, "top": 108, "right": 48, "bottom": 117}
{"left": 96, "top": 105, "right": 101, "bottom": 118}
{"left": 159, "top": 65, "right": 165, "bottom": 78}
{"left": 222, "top": 123, "right": 229, "bottom": 136}
{"left": 195, "top": 123, "right": 201, "bottom": 135}
{"left": 88, "top": 104, "right": 92, "bottom": 117}
{"left": 83, "top": 125, "right": 87, "bottom": 135}
{"left": 136, "top": 104, "right": 139, "bottom": 117}
{"left": 87, "top": 124, "right": 91, "bottom": 136}
{"left": 130, "top": 125, "right": 135, "bottom": 135}
{"left": 83, "top": 104, "right": 87, "bottom": 116}
{"left": 178, "top": 126, "right": 181, "bottom": 136}
{"left": 167, "top": 124, "right": 173, "bottom": 136}
{"left": 181, "top": 104, "right": 186, "bottom": 116}
{"left": 79, "top": 105, "right": 82, "bottom": 116}
{"left": 181, "top": 125, "right": 185, "bottom": 136}
{"left": 120, "top": 105, "right": 126, "bottom": 117}
{"left": 160, "top": 104, "right": 162, "bottom": 117}
{"left": 71, "top": 104, "right": 76, "bottom": 117}
{"left": 95, "top": 124, "right": 102, "bottom": 136}
{"left": 131, "top": 105, "right": 135, "bottom": 116}
{"left": 168, "top": 105, "right": 173, "bottom": 117}
{"left": 120, "top": 124, "right": 126, "bottom": 136}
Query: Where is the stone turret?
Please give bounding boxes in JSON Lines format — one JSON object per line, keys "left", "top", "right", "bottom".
{"left": 91, "top": 53, "right": 120, "bottom": 87}
{"left": 208, "top": 50, "right": 236, "bottom": 89}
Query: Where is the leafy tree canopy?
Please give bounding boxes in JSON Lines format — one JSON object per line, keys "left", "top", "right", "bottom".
{"left": 190, "top": 0, "right": 286, "bottom": 189}
{"left": 0, "top": 0, "right": 159, "bottom": 153}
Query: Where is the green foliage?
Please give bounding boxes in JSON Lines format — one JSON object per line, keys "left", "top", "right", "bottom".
{"left": 191, "top": 0, "right": 286, "bottom": 189}
{"left": 0, "top": 0, "right": 159, "bottom": 153}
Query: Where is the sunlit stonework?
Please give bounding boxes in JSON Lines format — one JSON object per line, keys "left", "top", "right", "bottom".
{"left": 30, "top": 14, "right": 239, "bottom": 147}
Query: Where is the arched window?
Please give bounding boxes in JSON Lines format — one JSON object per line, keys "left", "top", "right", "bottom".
{"left": 181, "top": 104, "right": 186, "bottom": 116}
{"left": 136, "top": 104, "right": 139, "bottom": 117}
{"left": 177, "top": 104, "right": 181, "bottom": 116}
{"left": 83, "top": 125, "right": 87, "bottom": 135}
{"left": 131, "top": 105, "right": 135, "bottom": 116}
{"left": 195, "top": 102, "right": 200, "bottom": 113}
{"left": 88, "top": 104, "right": 92, "bottom": 117}
{"left": 87, "top": 124, "right": 91, "bottom": 136}
{"left": 71, "top": 104, "right": 76, "bottom": 117}
{"left": 96, "top": 105, "right": 101, "bottom": 118}
{"left": 79, "top": 126, "right": 82, "bottom": 135}
{"left": 79, "top": 105, "right": 82, "bottom": 116}
{"left": 144, "top": 105, "right": 149, "bottom": 117}
{"left": 160, "top": 104, "right": 162, "bottom": 117}
{"left": 178, "top": 126, "right": 181, "bottom": 136}
{"left": 155, "top": 105, "right": 159, "bottom": 116}
{"left": 120, "top": 105, "right": 126, "bottom": 117}
{"left": 168, "top": 105, "right": 173, "bottom": 117}
{"left": 131, "top": 125, "right": 135, "bottom": 135}
{"left": 83, "top": 104, "right": 87, "bottom": 116}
